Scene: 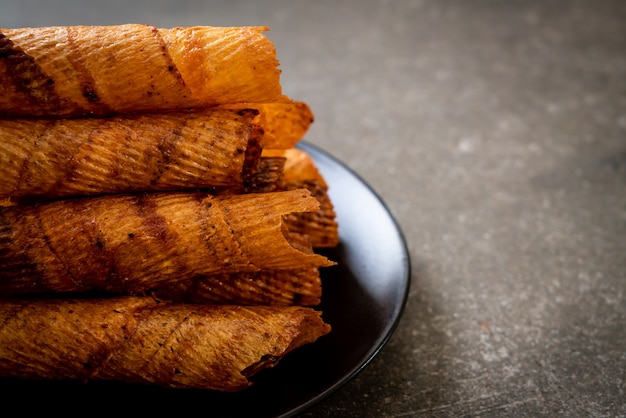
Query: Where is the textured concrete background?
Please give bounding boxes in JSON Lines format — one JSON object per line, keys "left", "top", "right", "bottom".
{"left": 2, "top": 1, "right": 625, "bottom": 416}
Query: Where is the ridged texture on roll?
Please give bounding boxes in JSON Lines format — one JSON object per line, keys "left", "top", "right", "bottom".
{"left": 155, "top": 268, "right": 322, "bottom": 306}
{"left": 0, "top": 189, "right": 334, "bottom": 295}
{"left": 0, "top": 108, "right": 263, "bottom": 198}
{"left": 265, "top": 148, "right": 339, "bottom": 248}
{"left": 0, "top": 25, "right": 286, "bottom": 117}
{"left": 223, "top": 101, "right": 314, "bottom": 149}
{"left": 0, "top": 296, "right": 331, "bottom": 391}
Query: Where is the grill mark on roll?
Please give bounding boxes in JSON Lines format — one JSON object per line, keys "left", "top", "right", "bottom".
{"left": 152, "top": 118, "right": 188, "bottom": 186}
{"left": 0, "top": 32, "right": 63, "bottom": 114}
{"left": 134, "top": 194, "right": 169, "bottom": 242}
{"left": 132, "top": 194, "right": 186, "bottom": 288}
{"left": 0, "top": 212, "right": 40, "bottom": 291}
{"left": 150, "top": 27, "right": 190, "bottom": 98}
{"left": 65, "top": 27, "right": 112, "bottom": 115}
{"left": 74, "top": 204, "right": 124, "bottom": 291}
{"left": 239, "top": 109, "right": 263, "bottom": 182}
{"left": 34, "top": 207, "right": 86, "bottom": 291}
{"left": 15, "top": 120, "right": 56, "bottom": 195}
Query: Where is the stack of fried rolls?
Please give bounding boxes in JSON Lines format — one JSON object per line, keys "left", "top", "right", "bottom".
{"left": 0, "top": 24, "right": 339, "bottom": 392}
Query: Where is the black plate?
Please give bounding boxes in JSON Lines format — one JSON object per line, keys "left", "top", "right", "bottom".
{"left": 0, "top": 142, "right": 411, "bottom": 417}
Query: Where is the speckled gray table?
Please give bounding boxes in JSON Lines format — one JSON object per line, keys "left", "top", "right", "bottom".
{"left": 2, "top": 1, "right": 625, "bottom": 416}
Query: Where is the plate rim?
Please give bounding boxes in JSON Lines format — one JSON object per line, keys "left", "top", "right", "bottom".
{"left": 284, "top": 141, "right": 412, "bottom": 417}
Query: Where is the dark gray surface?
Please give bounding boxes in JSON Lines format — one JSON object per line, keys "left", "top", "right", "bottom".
{"left": 2, "top": 1, "right": 625, "bottom": 416}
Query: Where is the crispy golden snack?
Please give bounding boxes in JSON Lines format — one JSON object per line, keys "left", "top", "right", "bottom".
{"left": 0, "top": 189, "right": 334, "bottom": 296}
{"left": 154, "top": 268, "right": 322, "bottom": 306}
{"left": 0, "top": 25, "right": 286, "bottom": 117}
{"left": 265, "top": 148, "right": 339, "bottom": 248}
{"left": 0, "top": 296, "right": 330, "bottom": 391}
{"left": 0, "top": 108, "right": 266, "bottom": 199}
{"left": 222, "top": 101, "right": 315, "bottom": 149}
{"left": 279, "top": 147, "right": 328, "bottom": 187}
{"left": 285, "top": 179, "right": 339, "bottom": 248}
{"left": 241, "top": 156, "right": 285, "bottom": 194}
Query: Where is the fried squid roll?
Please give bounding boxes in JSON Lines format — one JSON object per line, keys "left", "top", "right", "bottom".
{"left": 0, "top": 25, "right": 286, "bottom": 117}
{"left": 0, "top": 189, "right": 334, "bottom": 295}
{"left": 0, "top": 108, "right": 264, "bottom": 199}
{"left": 0, "top": 296, "right": 330, "bottom": 391}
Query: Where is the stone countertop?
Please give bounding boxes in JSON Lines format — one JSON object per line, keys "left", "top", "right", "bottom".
{"left": 2, "top": 1, "right": 625, "bottom": 416}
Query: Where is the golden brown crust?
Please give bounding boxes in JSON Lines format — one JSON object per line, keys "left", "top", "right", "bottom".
{"left": 0, "top": 296, "right": 330, "bottom": 391}
{"left": 154, "top": 267, "right": 322, "bottom": 306}
{"left": 241, "top": 156, "right": 285, "bottom": 194}
{"left": 265, "top": 148, "right": 339, "bottom": 247}
{"left": 284, "top": 179, "right": 340, "bottom": 248}
{"left": 0, "top": 189, "right": 333, "bottom": 296}
{"left": 279, "top": 148, "right": 328, "bottom": 187}
{"left": 0, "top": 24, "right": 337, "bottom": 394}
{"left": 0, "top": 25, "right": 286, "bottom": 117}
{"left": 0, "top": 108, "right": 264, "bottom": 198}
{"left": 216, "top": 190, "right": 335, "bottom": 267}
{"left": 222, "top": 101, "right": 315, "bottom": 149}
